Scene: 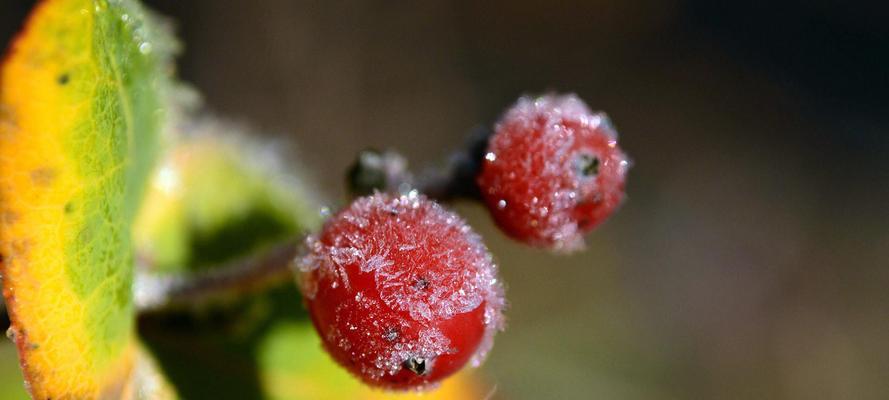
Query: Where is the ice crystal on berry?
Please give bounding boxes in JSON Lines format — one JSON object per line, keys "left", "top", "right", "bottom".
{"left": 477, "top": 94, "right": 630, "bottom": 251}
{"left": 299, "top": 193, "right": 505, "bottom": 389}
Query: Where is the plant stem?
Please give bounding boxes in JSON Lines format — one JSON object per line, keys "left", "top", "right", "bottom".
{"left": 346, "top": 126, "right": 491, "bottom": 201}
{"left": 135, "top": 237, "right": 305, "bottom": 312}
{"left": 416, "top": 126, "right": 491, "bottom": 201}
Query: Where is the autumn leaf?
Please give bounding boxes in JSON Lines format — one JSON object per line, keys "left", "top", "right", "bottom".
{"left": 0, "top": 0, "right": 173, "bottom": 398}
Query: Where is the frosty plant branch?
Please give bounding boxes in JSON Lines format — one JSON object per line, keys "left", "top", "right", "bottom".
{"left": 133, "top": 129, "right": 490, "bottom": 314}
{"left": 296, "top": 92, "right": 632, "bottom": 388}
{"left": 129, "top": 93, "right": 629, "bottom": 390}
{"left": 134, "top": 94, "right": 630, "bottom": 316}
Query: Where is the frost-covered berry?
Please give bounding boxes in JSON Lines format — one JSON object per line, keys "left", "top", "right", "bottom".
{"left": 299, "top": 192, "right": 505, "bottom": 390}
{"left": 476, "top": 94, "right": 630, "bottom": 251}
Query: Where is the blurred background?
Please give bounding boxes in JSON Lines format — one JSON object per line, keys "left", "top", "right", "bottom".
{"left": 2, "top": 0, "right": 888, "bottom": 399}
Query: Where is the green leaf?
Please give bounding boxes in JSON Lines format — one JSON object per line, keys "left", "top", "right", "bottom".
{"left": 133, "top": 128, "right": 322, "bottom": 398}
{"left": 133, "top": 129, "right": 322, "bottom": 274}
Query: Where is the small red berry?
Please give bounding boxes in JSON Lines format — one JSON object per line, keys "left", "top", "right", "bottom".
{"left": 476, "top": 94, "right": 630, "bottom": 251}
{"left": 299, "top": 192, "right": 505, "bottom": 390}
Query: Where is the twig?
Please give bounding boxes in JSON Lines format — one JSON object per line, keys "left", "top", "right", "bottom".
{"left": 416, "top": 126, "right": 491, "bottom": 201}
{"left": 135, "top": 236, "right": 305, "bottom": 312}
{"left": 346, "top": 126, "right": 491, "bottom": 201}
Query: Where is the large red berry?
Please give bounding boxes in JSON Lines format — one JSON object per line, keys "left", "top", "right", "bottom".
{"left": 476, "top": 94, "right": 630, "bottom": 251}
{"left": 299, "top": 192, "right": 505, "bottom": 390}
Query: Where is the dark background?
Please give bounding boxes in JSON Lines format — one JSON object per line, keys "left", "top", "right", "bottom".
{"left": 3, "top": 1, "right": 888, "bottom": 399}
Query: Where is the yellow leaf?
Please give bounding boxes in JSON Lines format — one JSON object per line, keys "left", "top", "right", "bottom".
{"left": 0, "top": 0, "right": 171, "bottom": 397}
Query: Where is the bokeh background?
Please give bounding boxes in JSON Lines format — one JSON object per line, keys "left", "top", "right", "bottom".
{"left": 2, "top": 1, "right": 888, "bottom": 399}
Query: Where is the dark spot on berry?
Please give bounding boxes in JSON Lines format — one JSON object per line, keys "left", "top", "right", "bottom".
{"left": 575, "top": 153, "right": 599, "bottom": 177}
{"left": 383, "top": 327, "right": 399, "bottom": 342}
{"left": 588, "top": 193, "right": 603, "bottom": 204}
{"left": 57, "top": 73, "right": 70, "bottom": 85}
{"left": 403, "top": 357, "right": 428, "bottom": 376}
{"left": 64, "top": 202, "right": 74, "bottom": 214}
{"left": 411, "top": 276, "right": 429, "bottom": 291}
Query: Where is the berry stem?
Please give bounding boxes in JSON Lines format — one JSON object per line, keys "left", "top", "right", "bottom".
{"left": 346, "top": 127, "right": 491, "bottom": 201}
{"left": 415, "top": 126, "right": 490, "bottom": 201}
{"left": 134, "top": 236, "right": 305, "bottom": 312}
{"left": 346, "top": 149, "right": 412, "bottom": 198}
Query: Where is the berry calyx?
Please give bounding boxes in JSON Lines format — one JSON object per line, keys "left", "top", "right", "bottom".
{"left": 299, "top": 192, "right": 505, "bottom": 390}
{"left": 476, "top": 94, "right": 630, "bottom": 251}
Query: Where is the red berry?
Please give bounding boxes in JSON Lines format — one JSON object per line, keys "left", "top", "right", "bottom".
{"left": 476, "top": 94, "right": 630, "bottom": 251}
{"left": 299, "top": 192, "right": 505, "bottom": 390}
